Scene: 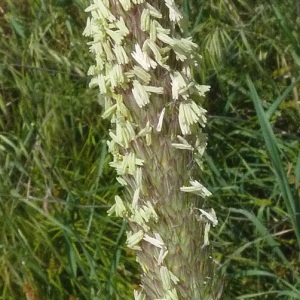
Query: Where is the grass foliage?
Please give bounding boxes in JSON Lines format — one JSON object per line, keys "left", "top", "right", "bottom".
{"left": 0, "top": 0, "right": 299, "bottom": 299}
{"left": 0, "top": 0, "right": 138, "bottom": 299}
{"left": 183, "top": 0, "right": 300, "bottom": 298}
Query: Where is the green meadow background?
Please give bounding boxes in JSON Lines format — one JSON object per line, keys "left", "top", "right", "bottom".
{"left": 0, "top": 0, "right": 299, "bottom": 299}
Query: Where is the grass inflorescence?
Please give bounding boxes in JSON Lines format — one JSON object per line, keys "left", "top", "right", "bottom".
{"left": 0, "top": 0, "right": 299, "bottom": 299}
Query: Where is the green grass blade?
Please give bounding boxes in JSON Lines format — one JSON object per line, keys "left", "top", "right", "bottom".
{"left": 106, "top": 218, "right": 126, "bottom": 298}
{"left": 269, "top": 2, "right": 300, "bottom": 56}
{"left": 247, "top": 76, "right": 300, "bottom": 249}
{"left": 266, "top": 76, "right": 300, "bottom": 120}
{"left": 296, "top": 150, "right": 300, "bottom": 190}
{"left": 240, "top": 31, "right": 266, "bottom": 76}
{"left": 229, "top": 208, "right": 290, "bottom": 267}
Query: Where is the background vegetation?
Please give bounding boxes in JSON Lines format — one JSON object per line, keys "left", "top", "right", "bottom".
{"left": 0, "top": 0, "right": 299, "bottom": 299}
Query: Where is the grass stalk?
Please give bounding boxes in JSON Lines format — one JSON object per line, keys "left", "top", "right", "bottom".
{"left": 83, "top": 1, "right": 221, "bottom": 298}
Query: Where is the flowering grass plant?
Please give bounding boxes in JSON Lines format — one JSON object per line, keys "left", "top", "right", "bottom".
{"left": 83, "top": 0, "right": 221, "bottom": 298}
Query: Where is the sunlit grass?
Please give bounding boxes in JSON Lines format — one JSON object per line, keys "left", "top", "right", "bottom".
{"left": 185, "top": 0, "right": 300, "bottom": 298}
{"left": 0, "top": 0, "right": 299, "bottom": 299}
{"left": 0, "top": 0, "right": 138, "bottom": 298}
